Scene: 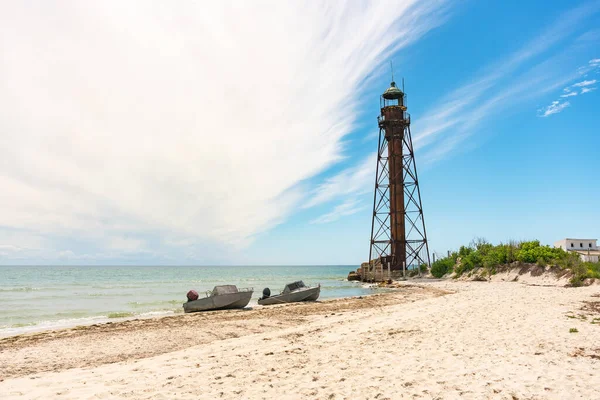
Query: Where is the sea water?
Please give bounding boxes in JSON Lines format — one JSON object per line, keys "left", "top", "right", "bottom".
{"left": 0, "top": 265, "right": 382, "bottom": 337}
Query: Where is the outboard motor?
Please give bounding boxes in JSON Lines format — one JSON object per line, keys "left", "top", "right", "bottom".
{"left": 260, "top": 287, "right": 271, "bottom": 300}
{"left": 186, "top": 290, "right": 199, "bottom": 302}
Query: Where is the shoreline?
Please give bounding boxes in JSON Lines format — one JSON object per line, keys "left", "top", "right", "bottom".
{"left": 0, "top": 284, "right": 435, "bottom": 343}
{"left": 1, "top": 284, "right": 446, "bottom": 380}
{"left": 0, "top": 266, "right": 587, "bottom": 340}
{"left": 0, "top": 279, "right": 387, "bottom": 339}
{"left": 0, "top": 265, "right": 379, "bottom": 339}
{"left": 1, "top": 267, "right": 590, "bottom": 340}
{"left": 0, "top": 309, "right": 179, "bottom": 339}
{"left": 3, "top": 280, "right": 599, "bottom": 399}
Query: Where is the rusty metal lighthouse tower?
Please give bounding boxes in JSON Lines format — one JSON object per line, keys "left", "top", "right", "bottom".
{"left": 368, "top": 72, "right": 430, "bottom": 274}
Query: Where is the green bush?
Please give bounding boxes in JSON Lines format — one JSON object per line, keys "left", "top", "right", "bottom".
{"left": 570, "top": 261, "right": 600, "bottom": 286}
{"left": 458, "top": 245, "right": 472, "bottom": 258}
{"left": 536, "top": 257, "right": 547, "bottom": 267}
{"left": 455, "top": 251, "right": 483, "bottom": 276}
{"left": 516, "top": 240, "right": 564, "bottom": 264}
{"left": 430, "top": 257, "right": 455, "bottom": 278}
{"left": 429, "top": 238, "right": 600, "bottom": 283}
{"left": 556, "top": 251, "right": 583, "bottom": 269}
{"left": 483, "top": 246, "right": 505, "bottom": 268}
{"left": 586, "top": 262, "right": 600, "bottom": 279}
{"left": 471, "top": 238, "right": 493, "bottom": 256}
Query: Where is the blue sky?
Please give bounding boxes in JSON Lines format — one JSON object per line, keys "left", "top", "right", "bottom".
{"left": 0, "top": 1, "right": 599, "bottom": 265}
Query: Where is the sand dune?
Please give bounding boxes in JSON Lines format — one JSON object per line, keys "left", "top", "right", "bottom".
{"left": 1, "top": 281, "right": 599, "bottom": 399}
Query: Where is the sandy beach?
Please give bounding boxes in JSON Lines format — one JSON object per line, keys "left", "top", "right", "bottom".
{"left": 1, "top": 279, "right": 599, "bottom": 399}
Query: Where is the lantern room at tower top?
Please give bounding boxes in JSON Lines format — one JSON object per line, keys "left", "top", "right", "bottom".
{"left": 382, "top": 80, "right": 404, "bottom": 101}
{"left": 378, "top": 81, "right": 410, "bottom": 131}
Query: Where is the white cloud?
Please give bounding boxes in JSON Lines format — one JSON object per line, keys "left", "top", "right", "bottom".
{"left": 303, "top": 156, "right": 375, "bottom": 209}
{"left": 310, "top": 199, "right": 365, "bottom": 224}
{"left": 306, "top": 5, "right": 600, "bottom": 212}
{"left": 537, "top": 59, "right": 600, "bottom": 116}
{"left": 0, "top": 244, "right": 27, "bottom": 258}
{"left": 581, "top": 87, "right": 597, "bottom": 94}
{"left": 412, "top": 60, "right": 570, "bottom": 160}
{"left": 108, "top": 237, "right": 147, "bottom": 252}
{"left": 0, "top": 1, "right": 450, "bottom": 261}
{"left": 58, "top": 250, "right": 77, "bottom": 259}
{"left": 538, "top": 101, "right": 571, "bottom": 117}
{"left": 537, "top": 58, "right": 600, "bottom": 114}
{"left": 409, "top": 3, "right": 600, "bottom": 161}
{"left": 573, "top": 79, "right": 597, "bottom": 87}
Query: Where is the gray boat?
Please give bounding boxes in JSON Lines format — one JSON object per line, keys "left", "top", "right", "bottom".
{"left": 258, "top": 281, "right": 320, "bottom": 306}
{"left": 183, "top": 285, "right": 253, "bottom": 313}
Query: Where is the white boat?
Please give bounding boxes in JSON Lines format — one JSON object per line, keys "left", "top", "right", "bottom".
{"left": 183, "top": 285, "right": 253, "bottom": 313}
{"left": 257, "top": 281, "right": 320, "bottom": 306}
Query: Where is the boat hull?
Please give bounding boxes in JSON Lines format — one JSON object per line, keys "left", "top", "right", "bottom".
{"left": 183, "top": 290, "right": 253, "bottom": 313}
{"left": 258, "top": 285, "right": 320, "bottom": 306}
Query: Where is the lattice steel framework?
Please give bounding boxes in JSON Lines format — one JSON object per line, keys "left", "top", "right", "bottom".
{"left": 368, "top": 80, "right": 430, "bottom": 271}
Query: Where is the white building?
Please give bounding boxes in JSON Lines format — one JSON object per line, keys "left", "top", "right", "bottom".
{"left": 554, "top": 238, "right": 600, "bottom": 263}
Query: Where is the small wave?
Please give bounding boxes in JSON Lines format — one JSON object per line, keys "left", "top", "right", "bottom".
{"left": 107, "top": 312, "right": 135, "bottom": 318}
{"left": 361, "top": 283, "right": 379, "bottom": 289}
{"left": 86, "top": 292, "right": 137, "bottom": 297}
{"left": 0, "top": 286, "right": 42, "bottom": 292}
{"left": 90, "top": 285, "right": 146, "bottom": 290}
{"left": 54, "top": 311, "right": 96, "bottom": 318}
{"left": 138, "top": 310, "right": 178, "bottom": 317}
{"left": 0, "top": 315, "right": 114, "bottom": 338}
{"left": 0, "top": 309, "right": 181, "bottom": 338}
{"left": 10, "top": 322, "right": 36, "bottom": 328}
{"left": 127, "top": 299, "right": 181, "bottom": 307}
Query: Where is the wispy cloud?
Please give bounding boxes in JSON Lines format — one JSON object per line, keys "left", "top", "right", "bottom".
{"left": 310, "top": 199, "right": 365, "bottom": 224}
{"left": 560, "top": 92, "right": 578, "bottom": 97}
{"left": 581, "top": 87, "right": 597, "bottom": 94}
{"left": 0, "top": 1, "right": 450, "bottom": 262}
{"left": 307, "top": 3, "right": 600, "bottom": 216}
{"left": 303, "top": 156, "right": 375, "bottom": 209}
{"left": 411, "top": 3, "right": 600, "bottom": 161}
{"left": 573, "top": 79, "right": 597, "bottom": 87}
{"left": 538, "top": 60, "right": 600, "bottom": 116}
{"left": 538, "top": 101, "right": 571, "bottom": 117}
